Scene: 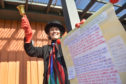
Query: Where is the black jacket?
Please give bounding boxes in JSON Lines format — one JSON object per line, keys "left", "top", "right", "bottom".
{"left": 24, "top": 40, "right": 70, "bottom": 84}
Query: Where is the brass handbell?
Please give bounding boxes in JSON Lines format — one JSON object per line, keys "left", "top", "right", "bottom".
{"left": 16, "top": 5, "right": 25, "bottom": 16}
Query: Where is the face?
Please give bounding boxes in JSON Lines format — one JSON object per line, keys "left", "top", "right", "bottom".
{"left": 49, "top": 27, "right": 61, "bottom": 40}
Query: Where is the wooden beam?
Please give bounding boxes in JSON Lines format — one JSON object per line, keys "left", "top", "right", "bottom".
{"left": 25, "top": 0, "right": 28, "bottom": 11}
{"left": 119, "top": 14, "right": 126, "bottom": 22}
{"left": 61, "top": 0, "right": 80, "bottom": 31}
{"left": 116, "top": 3, "right": 126, "bottom": 14}
{"left": 81, "top": 0, "right": 97, "bottom": 19}
{"left": 1, "top": 0, "right": 5, "bottom": 8}
{"left": 0, "top": 9, "right": 64, "bottom": 23}
{"left": 46, "top": 0, "right": 53, "bottom": 13}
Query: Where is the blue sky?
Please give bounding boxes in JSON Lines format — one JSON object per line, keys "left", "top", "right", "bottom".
{"left": 32, "top": 0, "right": 126, "bottom": 17}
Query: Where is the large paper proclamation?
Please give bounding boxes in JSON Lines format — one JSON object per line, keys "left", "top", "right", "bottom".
{"left": 61, "top": 3, "right": 126, "bottom": 84}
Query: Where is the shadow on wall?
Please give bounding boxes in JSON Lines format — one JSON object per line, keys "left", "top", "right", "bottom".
{"left": 0, "top": 19, "right": 49, "bottom": 84}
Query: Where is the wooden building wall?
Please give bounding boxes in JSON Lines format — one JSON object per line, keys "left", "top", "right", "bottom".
{"left": 0, "top": 19, "right": 49, "bottom": 84}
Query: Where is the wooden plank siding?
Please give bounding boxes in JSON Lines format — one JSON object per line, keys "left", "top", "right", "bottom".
{"left": 0, "top": 19, "right": 49, "bottom": 84}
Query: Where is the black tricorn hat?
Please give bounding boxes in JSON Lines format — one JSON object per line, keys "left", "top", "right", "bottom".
{"left": 44, "top": 20, "right": 65, "bottom": 35}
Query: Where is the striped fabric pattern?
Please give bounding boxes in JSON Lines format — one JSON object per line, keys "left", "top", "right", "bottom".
{"left": 47, "top": 43, "right": 65, "bottom": 84}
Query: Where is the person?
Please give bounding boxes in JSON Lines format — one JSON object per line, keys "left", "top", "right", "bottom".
{"left": 21, "top": 15, "right": 70, "bottom": 84}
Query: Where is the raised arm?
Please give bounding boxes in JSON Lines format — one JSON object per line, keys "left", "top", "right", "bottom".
{"left": 21, "top": 15, "right": 45, "bottom": 58}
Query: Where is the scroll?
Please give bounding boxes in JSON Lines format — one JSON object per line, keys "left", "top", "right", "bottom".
{"left": 61, "top": 3, "right": 126, "bottom": 84}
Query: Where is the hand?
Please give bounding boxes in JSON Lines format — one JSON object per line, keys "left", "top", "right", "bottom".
{"left": 75, "top": 19, "right": 86, "bottom": 28}
{"left": 21, "top": 15, "right": 31, "bottom": 31}
{"left": 21, "top": 15, "right": 32, "bottom": 43}
{"left": 109, "top": 0, "right": 119, "bottom": 4}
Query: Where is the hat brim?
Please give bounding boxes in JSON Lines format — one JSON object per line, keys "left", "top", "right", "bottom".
{"left": 45, "top": 23, "right": 65, "bottom": 35}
